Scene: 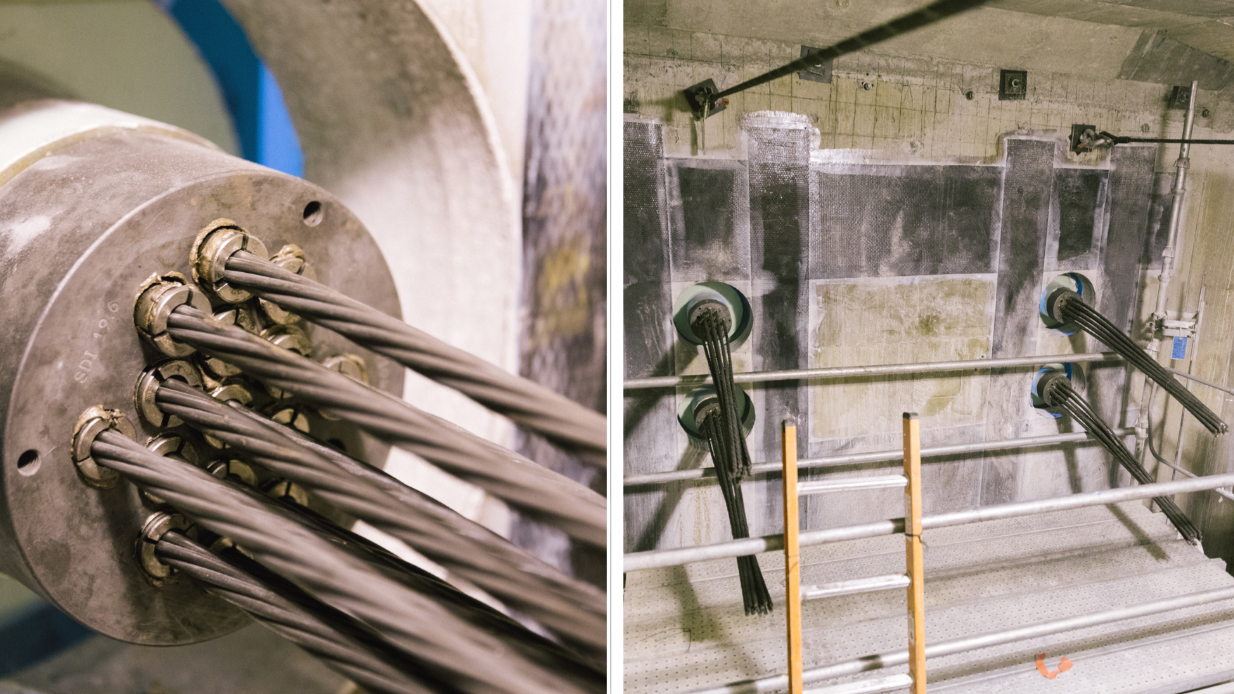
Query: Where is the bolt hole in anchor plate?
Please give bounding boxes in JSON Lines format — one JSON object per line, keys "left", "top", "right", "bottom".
{"left": 672, "top": 281, "right": 754, "bottom": 349}
{"left": 678, "top": 385, "right": 756, "bottom": 440}
{"left": 999, "top": 68, "right": 1027, "bottom": 100}
{"left": 0, "top": 121, "right": 404, "bottom": 645}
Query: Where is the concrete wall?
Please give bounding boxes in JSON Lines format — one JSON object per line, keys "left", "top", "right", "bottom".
{"left": 0, "top": 1, "right": 235, "bottom": 153}
{"left": 623, "top": 13, "right": 1234, "bottom": 573}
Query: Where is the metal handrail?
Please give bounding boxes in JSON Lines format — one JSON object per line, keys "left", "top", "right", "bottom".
{"left": 623, "top": 352, "right": 1120, "bottom": 390}
{"left": 624, "top": 428, "right": 1133, "bottom": 487}
{"left": 802, "top": 574, "right": 910, "bottom": 601}
{"left": 798, "top": 475, "right": 906, "bottom": 496}
{"left": 623, "top": 471, "right": 1234, "bottom": 572}
{"left": 684, "top": 585, "right": 1234, "bottom": 694}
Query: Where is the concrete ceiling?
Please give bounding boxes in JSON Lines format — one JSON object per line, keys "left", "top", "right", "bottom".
{"left": 627, "top": 0, "right": 1234, "bottom": 87}
{"left": 995, "top": 0, "right": 1234, "bottom": 62}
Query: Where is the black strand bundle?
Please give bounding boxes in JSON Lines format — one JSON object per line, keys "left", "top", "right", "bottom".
{"left": 692, "top": 305, "right": 772, "bottom": 616}
{"left": 700, "top": 412, "right": 773, "bottom": 616}
{"left": 1043, "top": 375, "right": 1201, "bottom": 544}
{"left": 1055, "top": 291, "right": 1226, "bottom": 435}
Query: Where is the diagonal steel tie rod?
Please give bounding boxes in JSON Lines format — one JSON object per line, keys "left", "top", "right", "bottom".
{"left": 221, "top": 251, "right": 606, "bottom": 466}
{"left": 91, "top": 430, "right": 595, "bottom": 694}
{"left": 164, "top": 305, "right": 606, "bottom": 547}
{"left": 156, "top": 531, "right": 430, "bottom": 694}
{"left": 154, "top": 378, "right": 606, "bottom": 656}
{"left": 683, "top": 0, "right": 988, "bottom": 118}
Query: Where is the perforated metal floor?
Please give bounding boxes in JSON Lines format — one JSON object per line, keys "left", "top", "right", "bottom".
{"left": 624, "top": 501, "right": 1234, "bottom": 693}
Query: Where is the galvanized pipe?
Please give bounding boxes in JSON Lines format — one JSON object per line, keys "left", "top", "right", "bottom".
{"left": 1135, "top": 80, "right": 1198, "bottom": 461}
{"left": 799, "top": 476, "right": 906, "bottom": 496}
{"left": 1150, "top": 455, "right": 1234, "bottom": 502}
{"left": 803, "top": 574, "right": 910, "bottom": 601}
{"left": 624, "top": 428, "right": 1133, "bottom": 487}
{"left": 624, "top": 352, "right": 1119, "bottom": 389}
{"left": 685, "top": 585, "right": 1234, "bottom": 694}
{"left": 623, "top": 472, "right": 1234, "bottom": 571}
{"left": 1165, "top": 365, "right": 1234, "bottom": 397}
{"left": 804, "top": 674, "right": 914, "bottom": 694}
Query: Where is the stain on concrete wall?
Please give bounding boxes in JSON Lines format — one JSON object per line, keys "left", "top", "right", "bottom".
{"left": 812, "top": 165, "right": 1001, "bottom": 278}
{"left": 809, "top": 276, "right": 994, "bottom": 442}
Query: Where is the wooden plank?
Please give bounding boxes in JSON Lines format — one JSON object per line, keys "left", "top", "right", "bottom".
{"left": 904, "top": 412, "right": 926, "bottom": 694}
{"left": 783, "top": 420, "right": 802, "bottom": 694}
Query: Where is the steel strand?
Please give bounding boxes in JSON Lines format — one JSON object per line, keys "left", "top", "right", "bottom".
{"left": 221, "top": 251, "right": 606, "bottom": 465}
{"left": 156, "top": 532, "right": 429, "bottom": 694}
{"left": 164, "top": 305, "right": 606, "bottom": 547}
{"left": 1042, "top": 377, "right": 1200, "bottom": 543}
{"left": 1057, "top": 292, "right": 1226, "bottom": 434}
{"left": 90, "top": 430, "right": 593, "bottom": 694}
{"left": 154, "top": 380, "right": 606, "bottom": 658}
{"left": 700, "top": 413, "right": 772, "bottom": 616}
{"left": 224, "top": 388, "right": 607, "bottom": 655}
{"left": 265, "top": 496, "right": 606, "bottom": 681}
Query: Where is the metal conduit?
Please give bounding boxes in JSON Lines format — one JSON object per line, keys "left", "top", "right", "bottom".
{"left": 623, "top": 471, "right": 1234, "bottom": 571}
{"left": 624, "top": 428, "right": 1133, "bottom": 487}
{"left": 684, "top": 585, "right": 1234, "bottom": 694}
{"left": 623, "top": 352, "right": 1119, "bottom": 389}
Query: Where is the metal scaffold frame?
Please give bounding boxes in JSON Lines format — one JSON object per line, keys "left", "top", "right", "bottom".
{"left": 627, "top": 419, "right": 1234, "bottom": 694}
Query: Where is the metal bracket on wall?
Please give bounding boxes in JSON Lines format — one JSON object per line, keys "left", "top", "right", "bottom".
{"left": 1170, "top": 85, "right": 1193, "bottom": 110}
{"left": 1070, "top": 124, "right": 1098, "bottom": 153}
{"left": 683, "top": 79, "right": 726, "bottom": 120}
{"left": 999, "top": 69, "right": 1027, "bottom": 100}
{"left": 677, "top": 0, "right": 991, "bottom": 120}
{"left": 797, "top": 46, "right": 833, "bottom": 84}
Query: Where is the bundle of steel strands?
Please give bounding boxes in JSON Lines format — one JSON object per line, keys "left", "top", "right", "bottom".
{"left": 162, "top": 305, "right": 606, "bottom": 548}
{"left": 1042, "top": 374, "right": 1201, "bottom": 544}
{"left": 690, "top": 305, "right": 771, "bottom": 616}
{"left": 699, "top": 411, "right": 772, "bottom": 616}
{"left": 219, "top": 250, "right": 606, "bottom": 466}
{"left": 1056, "top": 291, "right": 1226, "bottom": 435}
{"left": 150, "top": 377, "right": 606, "bottom": 659}
{"left": 90, "top": 430, "right": 605, "bottom": 694}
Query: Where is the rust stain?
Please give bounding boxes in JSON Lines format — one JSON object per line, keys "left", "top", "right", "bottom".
{"left": 810, "top": 277, "right": 994, "bottom": 439}
{"left": 531, "top": 241, "right": 591, "bottom": 346}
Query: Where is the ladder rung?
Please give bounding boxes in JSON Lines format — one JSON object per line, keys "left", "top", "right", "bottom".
{"left": 805, "top": 673, "right": 915, "bottom": 694}
{"left": 798, "top": 475, "right": 907, "bottom": 496}
{"left": 803, "top": 573, "right": 911, "bottom": 600}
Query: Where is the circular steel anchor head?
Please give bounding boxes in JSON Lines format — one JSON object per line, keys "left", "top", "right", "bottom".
{"left": 201, "top": 382, "right": 255, "bottom": 449}
{"left": 71, "top": 406, "right": 137, "bottom": 489}
{"left": 258, "top": 244, "right": 317, "bottom": 326}
{"left": 137, "top": 512, "right": 191, "bottom": 583}
{"left": 190, "top": 220, "right": 269, "bottom": 304}
{"left": 134, "top": 273, "right": 213, "bottom": 358}
{"left": 134, "top": 359, "right": 205, "bottom": 429}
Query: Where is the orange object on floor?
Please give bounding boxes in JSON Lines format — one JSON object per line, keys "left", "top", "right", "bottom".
{"left": 1035, "top": 653, "right": 1074, "bottom": 679}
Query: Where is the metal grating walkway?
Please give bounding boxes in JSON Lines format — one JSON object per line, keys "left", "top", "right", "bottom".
{"left": 624, "top": 500, "right": 1234, "bottom": 693}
